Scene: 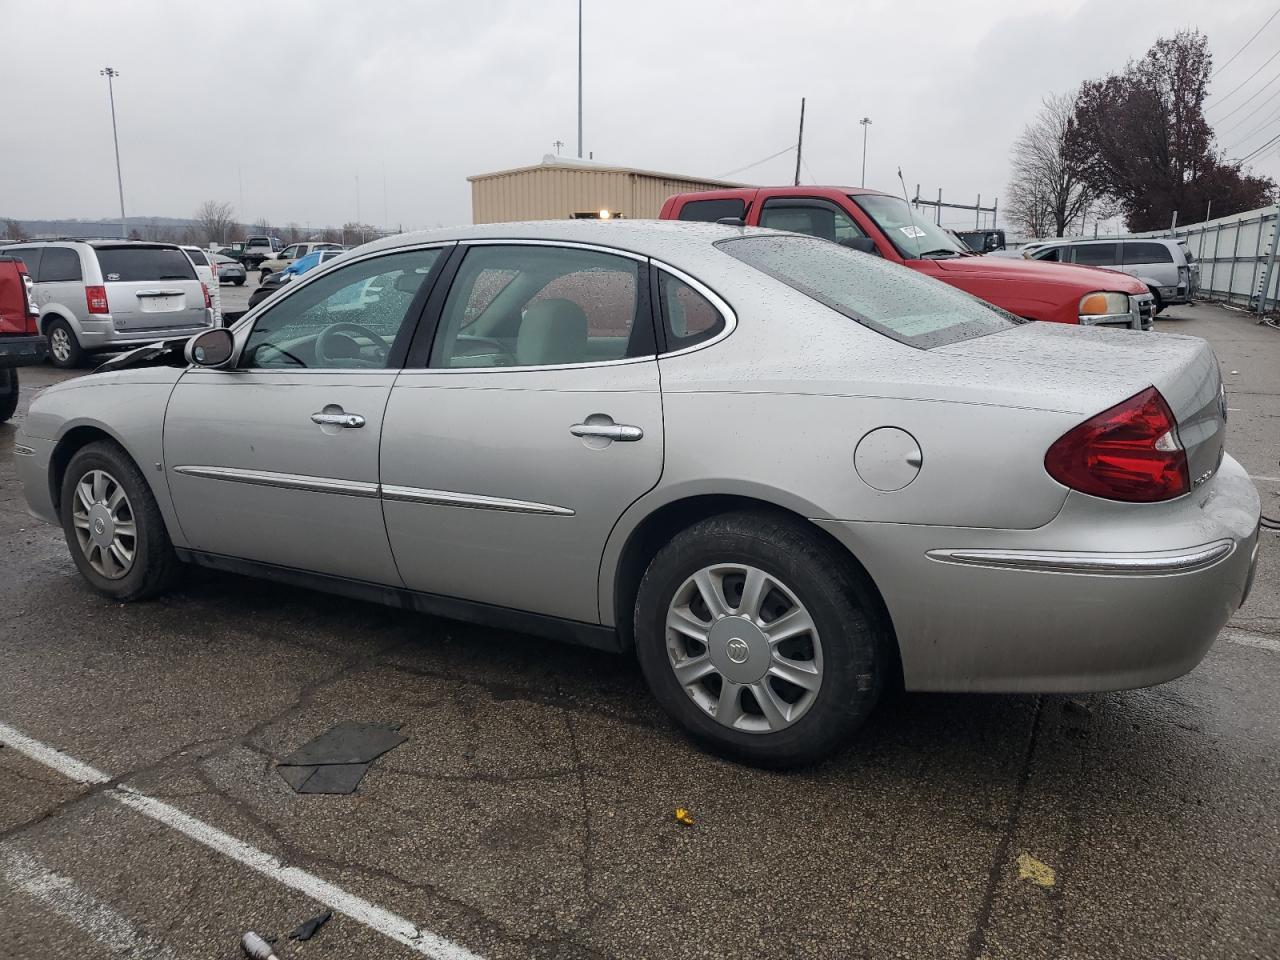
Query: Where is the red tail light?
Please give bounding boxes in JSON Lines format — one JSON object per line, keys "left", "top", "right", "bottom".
{"left": 201, "top": 282, "right": 212, "bottom": 309}
{"left": 17, "top": 264, "right": 39, "bottom": 333}
{"left": 1044, "top": 386, "right": 1189, "bottom": 502}
{"left": 85, "top": 285, "right": 110, "bottom": 315}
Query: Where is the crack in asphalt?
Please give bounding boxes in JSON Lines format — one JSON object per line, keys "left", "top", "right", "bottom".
{"left": 965, "top": 694, "right": 1046, "bottom": 960}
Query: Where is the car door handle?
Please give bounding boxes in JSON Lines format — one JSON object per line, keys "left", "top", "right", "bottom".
{"left": 570, "top": 422, "right": 643, "bottom": 441}
{"left": 311, "top": 412, "right": 366, "bottom": 428}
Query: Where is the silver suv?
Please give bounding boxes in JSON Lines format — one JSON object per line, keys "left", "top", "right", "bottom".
{"left": 0, "top": 240, "right": 214, "bottom": 367}
{"left": 1026, "top": 237, "right": 1198, "bottom": 313}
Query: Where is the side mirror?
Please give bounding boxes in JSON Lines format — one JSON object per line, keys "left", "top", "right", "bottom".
{"left": 185, "top": 327, "right": 235, "bottom": 368}
{"left": 840, "top": 236, "right": 881, "bottom": 257}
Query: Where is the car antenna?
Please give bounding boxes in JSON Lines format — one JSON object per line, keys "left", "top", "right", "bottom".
{"left": 897, "top": 167, "right": 924, "bottom": 259}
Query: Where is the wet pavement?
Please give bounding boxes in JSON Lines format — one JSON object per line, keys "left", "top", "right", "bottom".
{"left": 1, "top": 301, "right": 1277, "bottom": 959}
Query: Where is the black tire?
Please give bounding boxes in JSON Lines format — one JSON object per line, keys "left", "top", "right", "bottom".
{"left": 59, "top": 440, "right": 181, "bottom": 601}
{"left": 233, "top": 277, "right": 245, "bottom": 286}
{"left": 259, "top": 268, "right": 272, "bottom": 283}
{"left": 0, "top": 368, "right": 17, "bottom": 423}
{"left": 634, "top": 511, "right": 886, "bottom": 769}
{"left": 47, "top": 317, "right": 85, "bottom": 368}
{"left": 1148, "top": 287, "right": 1165, "bottom": 315}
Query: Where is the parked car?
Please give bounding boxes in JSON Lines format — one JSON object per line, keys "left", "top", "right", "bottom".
{"left": 0, "top": 240, "right": 214, "bottom": 368}
{"left": 14, "top": 221, "right": 1259, "bottom": 767}
{"left": 181, "top": 245, "right": 222, "bottom": 325}
{"left": 241, "top": 236, "right": 284, "bottom": 270}
{"left": 214, "top": 254, "right": 247, "bottom": 286}
{"left": 661, "top": 187, "right": 1156, "bottom": 329}
{"left": 954, "top": 228, "right": 1006, "bottom": 253}
{"left": 247, "top": 248, "right": 345, "bottom": 309}
{"left": 1024, "top": 238, "right": 1198, "bottom": 313}
{"left": 257, "top": 242, "right": 345, "bottom": 281}
{"left": 0, "top": 253, "right": 47, "bottom": 422}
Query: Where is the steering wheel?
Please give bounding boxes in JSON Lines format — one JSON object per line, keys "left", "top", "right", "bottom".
{"left": 315, "top": 322, "right": 390, "bottom": 367}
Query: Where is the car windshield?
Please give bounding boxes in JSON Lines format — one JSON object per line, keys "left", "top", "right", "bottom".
{"left": 717, "top": 234, "right": 1020, "bottom": 348}
{"left": 95, "top": 246, "right": 197, "bottom": 282}
{"left": 851, "top": 194, "right": 969, "bottom": 259}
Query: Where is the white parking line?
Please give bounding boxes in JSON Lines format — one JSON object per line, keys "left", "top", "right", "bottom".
{"left": 1221, "top": 628, "right": 1280, "bottom": 654}
{"left": 0, "top": 721, "right": 483, "bottom": 960}
{"left": 1, "top": 847, "right": 179, "bottom": 959}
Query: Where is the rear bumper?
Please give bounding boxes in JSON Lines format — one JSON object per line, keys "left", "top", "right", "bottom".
{"left": 815, "top": 453, "right": 1261, "bottom": 693}
{"left": 78, "top": 319, "right": 213, "bottom": 352}
{"left": 0, "top": 334, "right": 48, "bottom": 367}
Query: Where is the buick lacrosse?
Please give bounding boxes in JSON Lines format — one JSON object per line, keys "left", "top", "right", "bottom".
{"left": 15, "top": 221, "right": 1260, "bottom": 766}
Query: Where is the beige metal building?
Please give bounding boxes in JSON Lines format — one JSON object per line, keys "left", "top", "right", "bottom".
{"left": 468, "top": 156, "right": 742, "bottom": 224}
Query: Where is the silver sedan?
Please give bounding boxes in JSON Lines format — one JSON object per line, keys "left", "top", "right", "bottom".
{"left": 15, "top": 220, "right": 1261, "bottom": 767}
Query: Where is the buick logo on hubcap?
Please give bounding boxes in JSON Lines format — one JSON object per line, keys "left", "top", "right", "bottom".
{"left": 93, "top": 518, "right": 106, "bottom": 536}
{"left": 725, "top": 637, "right": 750, "bottom": 664}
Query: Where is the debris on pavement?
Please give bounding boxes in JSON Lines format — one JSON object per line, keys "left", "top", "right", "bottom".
{"left": 276, "top": 721, "right": 407, "bottom": 795}
{"left": 241, "top": 931, "right": 280, "bottom": 960}
{"left": 1016, "top": 853, "right": 1057, "bottom": 887}
{"left": 675, "top": 807, "right": 695, "bottom": 826}
{"left": 289, "top": 909, "right": 333, "bottom": 941}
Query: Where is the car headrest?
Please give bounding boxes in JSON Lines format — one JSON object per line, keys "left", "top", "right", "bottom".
{"left": 516, "top": 298, "right": 588, "bottom": 366}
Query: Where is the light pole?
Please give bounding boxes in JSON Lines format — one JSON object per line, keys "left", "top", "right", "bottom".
{"left": 100, "top": 67, "right": 126, "bottom": 238}
{"left": 859, "top": 117, "right": 872, "bottom": 188}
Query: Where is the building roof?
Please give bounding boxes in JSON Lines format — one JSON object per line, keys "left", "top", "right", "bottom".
{"left": 468, "top": 154, "right": 744, "bottom": 188}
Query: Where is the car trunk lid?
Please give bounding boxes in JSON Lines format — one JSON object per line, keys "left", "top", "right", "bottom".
{"left": 94, "top": 245, "right": 209, "bottom": 333}
{"left": 934, "top": 322, "right": 1225, "bottom": 488}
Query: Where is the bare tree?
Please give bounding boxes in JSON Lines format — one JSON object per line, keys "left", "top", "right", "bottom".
{"left": 3, "top": 219, "right": 29, "bottom": 241}
{"left": 1007, "top": 92, "right": 1095, "bottom": 238}
{"left": 285, "top": 222, "right": 303, "bottom": 243}
{"left": 253, "top": 217, "right": 274, "bottom": 236}
{"left": 194, "top": 200, "right": 236, "bottom": 245}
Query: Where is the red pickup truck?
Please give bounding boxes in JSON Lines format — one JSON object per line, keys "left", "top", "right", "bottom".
{"left": 0, "top": 254, "right": 47, "bottom": 422}
{"left": 660, "top": 186, "right": 1155, "bottom": 330}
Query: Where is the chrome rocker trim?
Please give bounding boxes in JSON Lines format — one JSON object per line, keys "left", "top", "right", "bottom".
{"left": 925, "top": 540, "right": 1234, "bottom": 575}
{"left": 380, "top": 484, "right": 574, "bottom": 516}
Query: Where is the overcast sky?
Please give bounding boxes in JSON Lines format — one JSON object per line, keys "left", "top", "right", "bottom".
{"left": 2, "top": 0, "right": 1278, "bottom": 231}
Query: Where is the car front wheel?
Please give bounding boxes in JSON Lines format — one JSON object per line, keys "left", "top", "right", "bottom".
{"left": 634, "top": 511, "right": 886, "bottom": 768}
{"left": 60, "top": 441, "right": 180, "bottom": 601}
{"left": 0, "top": 368, "right": 17, "bottom": 422}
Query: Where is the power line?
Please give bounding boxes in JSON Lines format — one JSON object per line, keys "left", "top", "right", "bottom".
{"left": 1212, "top": 65, "right": 1280, "bottom": 123}
{"left": 1211, "top": 5, "right": 1280, "bottom": 78}
{"left": 715, "top": 144, "right": 795, "bottom": 180}
{"left": 801, "top": 156, "right": 819, "bottom": 185}
{"left": 1236, "top": 128, "right": 1280, "bottom": 164}
{"left": 1224, "top": 102, "right": 1280, "bottom": 153}
{"left": 1208, "top": 45, "right": 1280, "bottom": 112}
{"left": 1218, "top": 84, "right": 1280, "bottom": 136}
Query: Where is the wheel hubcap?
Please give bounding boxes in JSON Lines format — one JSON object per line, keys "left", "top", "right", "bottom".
{"left": 665, "top": 563, "right": 823, "bottom": 734}
{"left": 71, "top": 469, "right": 136, "bottom": 579}
{"left": 51, "top": 329, "right": 70, "bottom": 362}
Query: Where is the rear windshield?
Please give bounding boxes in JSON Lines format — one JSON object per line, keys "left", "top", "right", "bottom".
{"left": 717, "top": 234, "right": 1020, "bottom": 348}
{"left": 184, "top": 248, "right": 210, "bottom": 267}
{"left": 94, "top": 246, "right": 197, "bottom": 282}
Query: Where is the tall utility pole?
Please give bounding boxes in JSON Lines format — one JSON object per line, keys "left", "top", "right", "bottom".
{"left": 100, "top": 67, "right": 126, "bottom": 239}
{"left": 794, "top": 97, "right": 806, "bottom": 187}
{"left": 577, "top": 0, "right": 583, "bottom": 158}
{"left": 859, "top": 117, "right": 872, "bottom": 187}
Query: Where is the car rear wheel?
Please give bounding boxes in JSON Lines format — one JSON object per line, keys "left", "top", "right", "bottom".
{"left": 47, "top": 318, "right": 84, "bottom": 368}
{"left": 634, "top": 511, "right": 885, "bottom": 768}
{"left": 259, "top": 268, "right": 272, "bottom": 282}
{"left": 0, "top": 368, "right": 17, "bottom": 422}
{"left": 60, "top": 441, "right": 180, "bottom": 601}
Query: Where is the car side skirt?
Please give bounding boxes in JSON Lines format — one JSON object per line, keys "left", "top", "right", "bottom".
{"left": 175, "top": 549, "right": 624, "bottom": 653}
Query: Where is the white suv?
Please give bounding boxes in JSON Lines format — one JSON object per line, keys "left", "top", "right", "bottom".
{"left": 0, "top": 240, "right": 214, "bottom": 367}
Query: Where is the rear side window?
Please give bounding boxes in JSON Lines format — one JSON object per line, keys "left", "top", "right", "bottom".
{"left": 40, "top": 247, "right": 83, "bottom": 282}
{"left": 717, "top": 234, "right": 1018, "bottom": 349}
{"left": 94, "top": 246, "right": 197, "bottom": 282}
{"left": 677, "top": 198, "right": 746, "bottom": 222}
{"left": 1072, "top": 243, "right": 1119, "bottom": 266}
{"left": 1123, "top": 242, "right": 1173, "bottom": 264}
{"left": 658, "top": 272, "right": 724, "bottom": 350}
{"left": 3, "top": 247, "right": 42, "bottom": 280}
{"left": 185, "top": 248, "right": 210, "bottom": 267}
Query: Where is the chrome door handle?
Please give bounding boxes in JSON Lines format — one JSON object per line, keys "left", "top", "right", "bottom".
{"left": 311, "top": 412, "right": 366, "bottom": 428}
{"left": 570, "top": 422, "right": 643, "bottom": 441}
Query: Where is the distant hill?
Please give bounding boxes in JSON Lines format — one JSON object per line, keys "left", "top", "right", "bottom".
{"left": 3, "top": 216, "right": 209, "bottom": 240}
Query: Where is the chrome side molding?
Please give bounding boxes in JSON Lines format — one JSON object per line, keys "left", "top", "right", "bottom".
{"left": 925, "top": 540, "right": 1234, "bottom": 575}
{"left": 173, "top": 466, "right": 574, "bottom": 516}
{"left": 381, "top": 484, "right": 574, "bottom": 516}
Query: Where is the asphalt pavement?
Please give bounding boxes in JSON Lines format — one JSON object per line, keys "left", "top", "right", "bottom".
{"left": 0, "top": 299, "right": 1277, "bottom": 960}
